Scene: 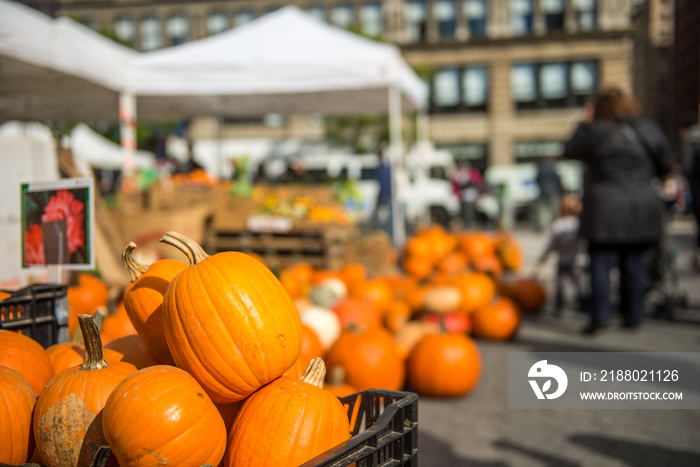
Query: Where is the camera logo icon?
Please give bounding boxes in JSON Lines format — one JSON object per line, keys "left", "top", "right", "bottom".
{"left": 528, "top": 360, "right": 568, "bottom": 400}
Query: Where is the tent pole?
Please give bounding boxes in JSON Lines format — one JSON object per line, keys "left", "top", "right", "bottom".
{"left": 119, "top": 91, "right": 137, "bottom": 177}
{"left": 389, "top": 83, "right": 405, "bottom": 248}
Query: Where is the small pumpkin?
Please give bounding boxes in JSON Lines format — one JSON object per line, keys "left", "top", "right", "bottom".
{"left": 99, "top": 302, "right": 137, "bottom": 345}
{"left": 403, "top": 255, "right": 433, "bottom": 280}
{"left": 45, "top": 342, "right": 121, "bottom": 374}
{"left": 384, "top": 300, "right": 412, "bottom": 334}
{"left": 0, "top": 330, "right": 54, "bottom": 397}
{"left": 309, "top": 277, "right": 348, "bottom": 308}
{"left": 33, "top": 315, "right": 137, "bottom": 467}
{"left": 121, "top": 242, "right": 188, "bottom": 365}
{"left": 224, "top": 359, "right": 351, "bottom": 467}
{"left": 472, "top": 298, "right": 521, "bottom": 341}
{"left": 423, "top": 312, "right": 472, "bottom": 334}
{"left": 67, "top": 273, "right": 109, "bottom": 337}
{"left": 452, "top": 272, "right": 496, "bottom": 314}
{"left": 103, "top": 365, "right": 227, "bottom": 467}
{"left": 326, "top": 326, "right": 405, "bottom": 391}
{"left": 103, "top": 334, "right": 160, "bottom": 370}
{"left": 0, "top": 366, "right": 36, "bottom": 465}
{"left": 332, "top": 298, "right": 380, "bottom": 330}
{"left": 339, "top": 262, "right": 367, "bottom": 294}
{"left": 160, "top": 231, "right": 302, "bottom": 404}
{"left": 351, "top": 278, "right": 395, "bottom": 316}
{"left": 407, "top": 333, "right": 481, "bottom": 397}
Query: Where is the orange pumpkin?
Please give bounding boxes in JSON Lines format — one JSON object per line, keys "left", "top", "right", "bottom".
{"left": 160, "top": 231, "right": 302, "bottom": 403}
{"left": 326, "top": 326, "right": 405, "bottom": 391}
{"left": 437, "top": 251, "right": 468, "bottom": 276}
{"left": 46, "top": 342, "right": 122, "bottom": 374}
{"left": 103, "top": 334, "right": 160, "bottom": 370}
{"left": 298, "top": 324, "right": 324, "bottom": 371}
{"left": 405, "top": 235, "right": 434, "bottom": 262}
{"left": 100, "top": 302, "right": 137, "bottom": 345}
{"left": 351, "top": 278, "right": 394, "bottom": 316}
{"left": 472, "top": 298, "right": 521, "bottom": 341}
{"left": 496, "top": 233, "right": 524, "bottom": 271}
{"left": 332, "top": 298, "right": 380, "bottom": 330}
{"left": 404, "top": 282, "right": 429, "bottom": 311}
{"left": 0, "top": 330, "right": 54, "bottom": 397}
{"left": 403, "top": 255, "right": 434, "bottom": 280}
{"left": 508, "top": 278, "right": 547, "bottom": 313}
{"left": 67, "top": 273, "right": 109, "bottom": 337}
{"left": 280, "top": 270, "right": 304, "bottom": 299}
{"left": 452, "top": 272, "right": 496, "bottom": 314}
{"left": 33, "top": 315, "right": 137, "bottom": 467}
{"left": 384, "top": 301, "right": 412, "bottom": 334}
{"left": 103, "top": 365, "right": 227, "bottom": 467}
{"left": 459, "top": 232, "right": 496, "bottom": 261}
{"left": 471, "top": 254, "right": 503, "bottom": 277}
{"left": 0, "top": 366, "right": 36, "bottom": 465}
{"left": 407, "top": 333, "right": 481, "bottom": 397}
{"left": 121, "top": 242, "right": 188, "bottom": 365}
{"left": 339, "top": 262, "right": 367, "bottom": 294}
{"left": 224, "top": 359, "right": 350, "bottom": 467}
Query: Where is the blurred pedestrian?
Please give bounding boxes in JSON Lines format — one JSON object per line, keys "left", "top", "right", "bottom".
{"left": 534, "top": 194, "right": 586, "bottom": 315}
{"left": 177, "top": 139, "right": 204, "bottom": 174}
{"left": 534, "top": 156, "right": 562, "bottom": 232}
{"left": 450, "top": 160, "right": 483, "bottom": 229}
{"left": 564, "top": 87, "right": 672, "bottom": 335}
{"left": 371, "top": 148, "right": 393, "bottom": 238}
{"left": 678, "top": 115, "right": 700, "bottom": 268}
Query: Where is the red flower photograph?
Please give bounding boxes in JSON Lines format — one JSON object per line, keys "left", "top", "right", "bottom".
{"left": 21, "top": 180, "right": 92, "bottom": 268}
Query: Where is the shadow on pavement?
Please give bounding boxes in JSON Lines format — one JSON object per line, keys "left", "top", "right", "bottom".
{"left": 419, "top": 430, "right": 508, "bottom": 466}
{"left": 569, "top": 434, "right": 700, "bottom": 467}
{"left": 492, "top": 440, "right": 579, "bottom": 466}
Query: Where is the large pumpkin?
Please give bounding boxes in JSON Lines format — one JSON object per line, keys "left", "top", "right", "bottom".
{"left": 224, "top": 359, "right": 350, "bottom": 467}
{"left": 33, "top": 315, "right": 137, "bottom": 467}
{"left": 0, "top": 366, "right": 36, "bottom": 464}
{"left": 326, "top": 326, "right": 405, "bottom": 391}
{"left": 160, "top": 231, "right": 302, "bottom": 403}
{"left": 472, "top": 298, "right": 521, "bottom": 341}
{"left": 121, "top": 242, "right": 187, "bottom": 365}
{"left": 0, "top": 330, "right": 54, "bottom": 397}
{"left": 103, "top": 365, "right": 227, "bottom": 467}
{"left": 407, "top": 333, "right": 481, "bottom": 397}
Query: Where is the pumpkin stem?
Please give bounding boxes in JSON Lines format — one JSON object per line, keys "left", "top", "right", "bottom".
{"left": 159, "top": 231, "right": 209, "bottom": 266}
{"left": 122, "top": 242, "right": 149, "bottom": 282}
{"left": 78, "top": 314, "right": 108, "bottom": 371}
{"left": 300, "top": 358, "right": 326, "bottom": 388}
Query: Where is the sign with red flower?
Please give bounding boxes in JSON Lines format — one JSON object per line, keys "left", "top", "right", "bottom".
{"left": 21, "top": 178, "right": 94, "bottom": 269}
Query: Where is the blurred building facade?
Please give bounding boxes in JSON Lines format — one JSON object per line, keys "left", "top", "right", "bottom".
{"left": 27, "top": 0, "right": 664, "bottom": 167}
{"left": 668, "top": 0, "right": 699, "bottom": 137}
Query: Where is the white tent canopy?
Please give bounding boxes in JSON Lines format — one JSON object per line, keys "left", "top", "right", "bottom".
{"left": 69, "top": 123, "right": 155, "bottom": 174}
{"left": 0, "top": 0, "right": 135, "bottom": 121}
{"left": 131, "top": 6, "right": 426, "bottom": 119}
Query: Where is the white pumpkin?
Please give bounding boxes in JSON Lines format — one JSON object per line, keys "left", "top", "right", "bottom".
{"left": 300, "top": 305, "right": 342, "bottom": 350}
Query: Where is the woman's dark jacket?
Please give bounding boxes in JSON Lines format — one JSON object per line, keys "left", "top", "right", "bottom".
{"left": 564, "top": 116, "right": 672, "bottom": 245}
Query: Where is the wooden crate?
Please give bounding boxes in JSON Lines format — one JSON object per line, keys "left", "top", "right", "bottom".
{"left": 148, "top": 182, "right": 215, "bottom": 211}
{"left": 212, "top": 188, "right": 261, "bottom": 231}
{"left": 206, "top": 223, "right": 357, "bottom": 271}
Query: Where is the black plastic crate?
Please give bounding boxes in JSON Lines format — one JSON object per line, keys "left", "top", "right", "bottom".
{"left": 88, "top": 389, "right": 418, "bottom": 467}
{"left": 302, "top": 389, "right": 419, "bottom": 467}
{"left": 0, "top": 283, "right": 69, "bottom": 348}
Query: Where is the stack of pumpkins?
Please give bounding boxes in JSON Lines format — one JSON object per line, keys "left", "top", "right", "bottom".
{"left": 0, "top": 232, "right": 351, "bottom": 467}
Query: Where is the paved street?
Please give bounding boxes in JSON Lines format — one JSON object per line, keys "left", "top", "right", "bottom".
{"left": 417, "top": 219, "right": 700, "bottom": 467}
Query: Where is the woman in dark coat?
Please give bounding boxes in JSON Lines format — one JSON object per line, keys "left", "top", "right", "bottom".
{"left": 564, "top": 87, "right": 672, "bottom": 334}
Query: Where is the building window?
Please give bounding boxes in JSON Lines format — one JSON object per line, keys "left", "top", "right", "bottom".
{"left": 234, "top": 10, "right": 255, "bottom": 27}
{"left": 511, "top": 0, "right": 533, "bottom": 35}
{"left": 114, "top": 17, "right": 135, "bottom": 47}
{"left": 511, "top": 60, "right": 598, "bottom": 110}
{"left": 332, "top": 4, "right": 354, "bottom": 29}
{"left": 308, "top": 5, "right": 326, "bottom": 21}
{"left": 574, "top": 0, "right": 597, "bottom": 31}
{"left": 167, "top": 14, "right": 188, "bottom": 46}
{"left": 464, "top": 0, "right": 487, "bottom": 37}
{"left": 432, "top": 66, "right": 490, "bottom": 112}
{"left": 542, "top": 0, "right": 564, "bottom": 31}
{"left": 440, "top": 144, "right": 489, "bottom": 171}
{"left": 207, "top": 11, "right": 229, "bottom": 35}
{"left": 405, "top": 0, "right": 427, "bottom": 42}
{"left": 514, "top": 141, "right": 565, "bottom": 161}
{"left": 360, "top": 2, "right": 383, "bottom": 37}
{"left": 140, "top": 16, "right": 162, "bottom": 51}
{"left": 434, "top": 0, "right": 457, "bottom": 38}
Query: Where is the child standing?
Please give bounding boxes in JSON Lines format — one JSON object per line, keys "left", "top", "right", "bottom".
{"left": 534, "top": 195, "right": 586, "bottom": 314}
